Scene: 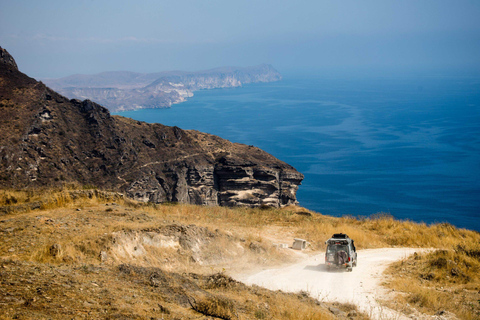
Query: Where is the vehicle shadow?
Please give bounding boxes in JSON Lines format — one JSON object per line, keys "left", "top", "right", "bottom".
{"left": 304, "top": 264, "right": 347, "bottom": 273}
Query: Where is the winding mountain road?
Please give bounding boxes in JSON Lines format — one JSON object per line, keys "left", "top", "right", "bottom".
{"left": 235, "top": 248, "right": 423, "bottom": 320}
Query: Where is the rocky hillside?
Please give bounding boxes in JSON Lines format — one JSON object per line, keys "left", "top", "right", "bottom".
{"left": 44, "top": 64, "right": 282, "bottom": 111}
{"left": 0, "top": 46, "right": 302, "bottom": 207}
{"left": 0, "top": 195, "right": 371, "bottom": 319}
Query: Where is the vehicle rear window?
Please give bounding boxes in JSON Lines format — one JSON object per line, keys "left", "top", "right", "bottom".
{"left": 327, "top": 245, "right": 348, "bottom": 253}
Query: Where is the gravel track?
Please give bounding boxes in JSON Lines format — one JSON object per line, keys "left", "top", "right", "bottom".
{"left": 235, "top": 248, "right": 423, "bottom": 320}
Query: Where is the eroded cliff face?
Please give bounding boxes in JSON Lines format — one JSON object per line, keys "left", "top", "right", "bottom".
{"left": 0, "top": 47, "right": 303, "bottom": 208}
{"left": 107, "top": 116, "right": 303, "bottom": 207}
{"left": 125, "top": 160, "right": 302, "bottom": 208}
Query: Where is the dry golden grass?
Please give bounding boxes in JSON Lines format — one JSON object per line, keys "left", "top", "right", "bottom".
{"left": 1, "top": 188, "right": 480, "bottom": 319}
{"left": 0, "top": 186, "right": 127, "bottom": 209}
{"left": 0, "top": 189, "right": 40, "bottom": 206}
{"left": 3, "top": 187, "right": 475, "bottom": 251}
{"left": 383, "top": 245, "right": 480, "bottom": 319}
{"left": 151, "top": 204, "right": 478, "bottom": 252}
{"left": 3, "top": 189, "right": 478, "bottom": 270}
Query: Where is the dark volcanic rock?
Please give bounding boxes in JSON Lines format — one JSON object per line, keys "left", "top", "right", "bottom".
{"left": 0, "top": 47, "right": 18, "bottom": 69}
{"left": 0, "top": 46, "right": 303, "bottom": 208}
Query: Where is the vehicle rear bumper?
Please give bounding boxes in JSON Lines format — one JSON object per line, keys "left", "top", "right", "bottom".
{"left": 325, "top": 262, "right": 351, "bottom": 268}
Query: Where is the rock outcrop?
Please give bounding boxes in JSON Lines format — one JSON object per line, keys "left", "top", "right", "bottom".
{"left": 43, "top": 64, "right": 282, "bottom": 112}
{"left": 0, "top": 46, "right": 303, "bottom": 207}
{"left": 0, "top": 47, "right": 18, "bottom": 69}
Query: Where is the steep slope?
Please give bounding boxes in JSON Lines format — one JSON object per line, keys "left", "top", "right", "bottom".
{"left": 43, "top": 64, "right": 282, "bottom": 111}
{"left": 0, "top": 46, "right": 303, "bottom": 207}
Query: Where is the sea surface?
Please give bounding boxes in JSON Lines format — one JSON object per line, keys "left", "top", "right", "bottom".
{"left": 117, "top": 73, "right": 480, "bottom": 231}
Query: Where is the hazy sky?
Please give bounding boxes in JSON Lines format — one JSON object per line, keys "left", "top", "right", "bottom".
{"left": 1, "top": 0, "right": 480, "bottom": 78}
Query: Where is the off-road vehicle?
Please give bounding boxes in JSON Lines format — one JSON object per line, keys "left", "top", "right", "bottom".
{"left": 325, "top": 233, "right": 357, "bottom": 272}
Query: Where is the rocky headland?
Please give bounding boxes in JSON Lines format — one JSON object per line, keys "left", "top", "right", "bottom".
{"left": 43, "top": 64, "right": 282, "bottom": 112}
{"left": 0, "top": 46, "right": 302, "bottom": 207}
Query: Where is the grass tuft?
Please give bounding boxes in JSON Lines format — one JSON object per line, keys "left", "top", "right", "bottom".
{"left": 192, "top": 295, "right": 237, "bottom": 320}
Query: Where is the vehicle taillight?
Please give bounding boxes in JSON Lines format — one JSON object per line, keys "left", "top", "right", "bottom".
{"left": 348, "top": 257, "right": 351, "bottom": 262}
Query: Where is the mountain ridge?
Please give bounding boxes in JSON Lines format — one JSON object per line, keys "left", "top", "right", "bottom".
{"left": 0, "top": 46, "right": 302, "bottom": 207}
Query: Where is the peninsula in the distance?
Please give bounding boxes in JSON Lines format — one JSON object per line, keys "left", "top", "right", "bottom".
{"left": 43, "top": 64, "right": 282, "bottom": 112}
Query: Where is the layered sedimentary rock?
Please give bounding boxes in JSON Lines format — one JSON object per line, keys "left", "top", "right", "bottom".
{"left": 0, "top": 46, "right": 303, "bottom": 207}
{"left": 43, "top": 64, "right": 282, "bottom": 112}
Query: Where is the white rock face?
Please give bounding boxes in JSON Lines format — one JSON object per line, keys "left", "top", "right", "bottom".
{"left": 43, "top": 64, "right": 282, "bottom": 112}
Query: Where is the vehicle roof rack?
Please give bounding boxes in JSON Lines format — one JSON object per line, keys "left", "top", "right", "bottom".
{"left": 332, "top": 233, "right": 349, "bottom": 239}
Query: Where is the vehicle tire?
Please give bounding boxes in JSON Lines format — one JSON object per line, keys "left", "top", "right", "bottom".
{"left": 348, "top": 267, "right": 353, "bottom": 272}
{"left": 353, "top": 260, "right": 357, "bottom": 267}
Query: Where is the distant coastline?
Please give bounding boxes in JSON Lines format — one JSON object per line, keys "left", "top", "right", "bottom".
{"left": 43, "top": 64, "right": 282, "bottom": 112}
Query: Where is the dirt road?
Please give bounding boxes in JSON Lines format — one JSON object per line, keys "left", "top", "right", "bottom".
{"left": 235, "top": 248, "right": 422, "bottom": 320}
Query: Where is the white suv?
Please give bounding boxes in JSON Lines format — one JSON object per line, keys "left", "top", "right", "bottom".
{"left": 325, "top": 233, "right": 357, "bottom": 272}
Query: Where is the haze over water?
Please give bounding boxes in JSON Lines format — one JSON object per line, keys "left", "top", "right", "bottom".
{"left": 118, "top": 73, "right": 480, "bottom": 232}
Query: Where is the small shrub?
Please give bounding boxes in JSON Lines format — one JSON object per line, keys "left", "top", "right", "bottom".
{"left": 370, "top": 212, "right": 394, "bottom": 220}
{"left": 192, "top": 296, "right": 236, "bottom": 320}
{"left": 254, "top": 309, "right": 268, "bottom": 319}
{"left": 430, "top": 256, "right": 447, "bottom": 268}
{"left": 259, "top": 204, "right": 274, "bottom": 211}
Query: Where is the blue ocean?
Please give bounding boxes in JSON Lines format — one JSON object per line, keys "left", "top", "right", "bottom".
{"left": 117, "top": 74, "right": 480, "bottom": 232}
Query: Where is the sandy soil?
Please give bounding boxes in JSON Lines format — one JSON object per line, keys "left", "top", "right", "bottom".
{"left": 234, "top": 248, "right": 423, "bottom": 320}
